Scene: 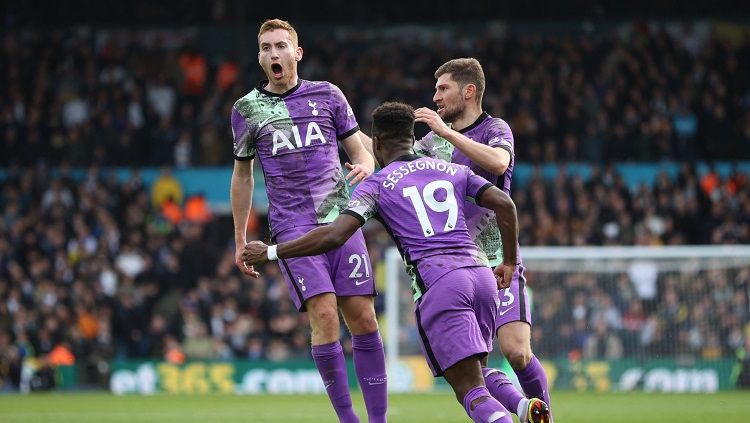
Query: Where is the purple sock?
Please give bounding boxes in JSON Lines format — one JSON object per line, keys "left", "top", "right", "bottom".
{"left": 462, "top": 386, "right": 513, "bottom": 423}
{"left": 352, "top": 331, "right": 387, "bottom": 423}
{"left": 516, "top": 355, "right": 552, "bottom": 413}
{"left": 312, "top": 341, "right": 360, "bottom": 423}
{"left": 483, "top": 368, "right": 525, "bottom": 415}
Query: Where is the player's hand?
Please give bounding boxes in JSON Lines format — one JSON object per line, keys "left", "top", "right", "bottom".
{"left": 494, "top": 263, "right": 515, "bottom": 290}
{"left": 242, "top": 241, "right": 271, "bottom": 266}
{"left": 235, "top": 245, "right": 260, "bottom": 278}
{"left": 345, "top": 162, "right": 372, "bottom": 186}
{"left": 414, "top": 107, "right": 452, "bottom": 138}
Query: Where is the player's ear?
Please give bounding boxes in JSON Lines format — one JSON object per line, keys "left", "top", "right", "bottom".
{"left": 464, "top": 84, "right": 476, "bottom": 101}
{"left": 295, "top": 46, "right": 303, "bottom": 62}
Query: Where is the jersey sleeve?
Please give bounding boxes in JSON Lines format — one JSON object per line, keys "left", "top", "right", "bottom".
{"left": 231, "top": 106, "right": 256, "bottom": 160}
{"left": 465, "top": 167, "right": 494, "bottom": 202}
{"left": 329, "top": 83, "right": 359, "bottom": 140}
{"left": 414, "top": 134, "right": 434, "bottom": 157}
{"left": 486, "top": 118, "right": 514, "bottom": 156}
{"left": 341, "top": 178, "right": 379, "bottom": 226}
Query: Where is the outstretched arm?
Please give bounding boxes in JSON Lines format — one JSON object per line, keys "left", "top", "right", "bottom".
{"left": 341, "top": 132, "right": 375, "bottom": 185}
{"left": 477, "top": 186, "right": 519, "bottom": 288}
{"left": 415, "top": 107, "right": 510, "bottom": 175}
{"left": 231, "top": 160, "right": 260, "bottom": 278}
{"left": 358, "top": 130, "right": 374, "bottom": 156}
{"left": 242, "top": 214, "right": 363, "bottom": 265}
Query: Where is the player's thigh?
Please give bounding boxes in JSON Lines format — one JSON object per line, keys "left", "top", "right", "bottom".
{"left": 495, "top": 264, "right": 532, "bottom": 329}
{"left": 305, "top": 292, "right": 341, "bottom": 344}
{"left": 416, "top": 267, "right": 489, "bottom": 377}
{"left": 497, "top": 321, "right": 532, "bottom": 358}
{"left": 469, "top": 266, "right": 500, "bottom": 353}
{"left": 274, "top": 227, "right": 336, "bottom": 312}
{"left": 338, "top": 295, "right": 377, "bottom": 335}
{"left": 326, "top": 228, "right": 376, "bottom": 297}
{"left": 306, "top": 293, "right": 340, "bottom": 325}
{"left": 442, "top": 354, "right": 486, "bottom": 401}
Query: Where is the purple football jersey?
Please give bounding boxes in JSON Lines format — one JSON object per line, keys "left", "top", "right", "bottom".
{"left": 231, "top": 80, "right": 359, "bottom": 236}
{"left": 343, "top": 154, "right": 494, "bottom": 300}
{"left": 415, "top": 112, "right": 516, "bottom": 266}
{"left": 417, "top": 112, "right": 515, "bottom": 194}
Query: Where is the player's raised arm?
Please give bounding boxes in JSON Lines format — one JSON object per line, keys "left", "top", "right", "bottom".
{"left": 242, "top": 214, "right": 363, "bottom": 265}
{"left": 231, "top": 160, "right": 259, "bottom": 278}
{"left": 341, "top": 131, "right": 375, "bottom": 185}
{"left": 476, "top": 186, "right": 519, "bottom": 288}
{"left": 357, "top": 130, "right": 374, "bottom": 156}
{"left": 415, "top": 107, "right": 510, "bottom": 175}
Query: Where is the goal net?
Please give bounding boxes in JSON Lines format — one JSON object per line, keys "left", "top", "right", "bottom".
{"left": 384, "top": 245, "right": 750, "bottom": 392}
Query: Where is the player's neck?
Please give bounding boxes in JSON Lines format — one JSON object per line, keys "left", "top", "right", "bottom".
{"left": 382, "top": 148, "right": 415, "bottom": 166}
{"left": 451, "top": 107, "right": 483, "bottom": 132}
{"left": 264, "top": 76, "right": 300, "bottom": 95}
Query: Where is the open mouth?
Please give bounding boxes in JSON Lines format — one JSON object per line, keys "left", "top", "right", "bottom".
{"left": 271, "top": 63, "right": 283, "bottom": 78}
{"left": 436, "top": 105, "right": 445, "bottom": 113}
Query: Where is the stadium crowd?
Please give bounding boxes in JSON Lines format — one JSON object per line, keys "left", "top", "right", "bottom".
{"left": 2, "top": 22, "right": 750, "bottom": 167}
{"left": 1, "top": 21, "right": 750, "bottom": 389}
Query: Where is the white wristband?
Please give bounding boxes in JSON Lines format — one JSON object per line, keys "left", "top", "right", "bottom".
{"left": 267, "top": 245, "right": 278, "bottom": 261}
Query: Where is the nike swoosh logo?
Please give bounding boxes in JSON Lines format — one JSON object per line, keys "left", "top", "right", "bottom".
{"left": 354, "top": 279, "right": 370, "bottom": 286}
{"left": 258, "top": 115, "right": 273, "bottom": 128}
{"left": 497, "top": 306, "right": 515, "bottom": 317}
{"left": 487, "top": 411, "right": 506, "bottom": 422}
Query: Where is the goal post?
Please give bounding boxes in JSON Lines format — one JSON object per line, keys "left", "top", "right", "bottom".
{"left": 384, "top": 245, "right": 750, "bottom": 392}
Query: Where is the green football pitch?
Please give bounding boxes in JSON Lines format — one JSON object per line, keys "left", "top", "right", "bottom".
{"left": 0, "top": 391, "right": 747, "bottom": 422}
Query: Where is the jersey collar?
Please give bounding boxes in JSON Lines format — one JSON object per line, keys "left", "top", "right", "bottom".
{"left": 257, "top": 79, "right": 303, "bottom": 97}
{"left": 392, "top": 153, "right": 422, "bottom": 162}
{"left": 457, "top": 111, "right": 490, "bottom": 134}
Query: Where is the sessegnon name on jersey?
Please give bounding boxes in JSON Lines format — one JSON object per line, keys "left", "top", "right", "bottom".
{"left": 382, "top": 158, "right": 458, "bottom": 190}
{"left": 272, "top": 122, "right": 327, "bottom": 155}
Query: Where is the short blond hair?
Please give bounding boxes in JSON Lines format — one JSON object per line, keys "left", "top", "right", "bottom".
{"left": 258, "top": 19, "right": 299, "bottom": 47}
{"left": 435, "top": 58, "right": 486, "bottom": 106}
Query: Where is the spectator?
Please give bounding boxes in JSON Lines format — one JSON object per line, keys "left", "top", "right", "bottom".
{"left": 151, "top": 167, "right": 184, "bottom": 208}
{"left": 583, "top": 318, "right": 624, "bottom": 360}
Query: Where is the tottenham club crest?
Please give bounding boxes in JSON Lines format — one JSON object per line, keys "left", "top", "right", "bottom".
{"left": 308, "top": 100, "right": 319, "bottom": 116}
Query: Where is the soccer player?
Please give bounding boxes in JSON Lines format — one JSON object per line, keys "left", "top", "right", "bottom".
{"left": 230, "top": 19, "right": 386, "bottom": 423}
{"left": 242, "top": 102, "right": 522, "bottom": 423}
{"left": 413, "top": 58, "right": 553, "bottom": 421}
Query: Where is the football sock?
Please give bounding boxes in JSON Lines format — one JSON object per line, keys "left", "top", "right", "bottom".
{"left": 352, "top": 331, "right": 388, "bottom": 423}
{"left": 482, "top": 367, "right": 525, "bottom": 415}
{"left": 312, "top": 341, "right": 360, "bottom": 423}
{"left": 516, "top": 355, "right": 552, "bottom": 418}
{"left": 462, "top": 386, "right": 513, "bottom": 423}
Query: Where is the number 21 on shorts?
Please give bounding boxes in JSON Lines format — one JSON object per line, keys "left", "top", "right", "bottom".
{"left": 348, "top": 253, "right": 370, "bottom": 279}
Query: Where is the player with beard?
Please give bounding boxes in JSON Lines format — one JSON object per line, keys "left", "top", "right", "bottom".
{"left": 230, "top": 19, "right": 386, "bottom": 423}
{"left": 412, "top": 58, "right": 553, "bottom": 422}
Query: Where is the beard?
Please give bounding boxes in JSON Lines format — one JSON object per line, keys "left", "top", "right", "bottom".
{"left": 440, "top": 102, "right": 465, "bottom": 124}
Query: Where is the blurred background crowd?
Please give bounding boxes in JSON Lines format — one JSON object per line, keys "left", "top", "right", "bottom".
{"left": 3, "top": 22, "right": 750, "bottom": 168}
{"left": 1, "top": 17, "right": 750, "bottom": 389}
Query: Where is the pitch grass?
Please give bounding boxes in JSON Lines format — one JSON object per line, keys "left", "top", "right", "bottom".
{"left": 0, "top": 390, "right": 748, "bottom": 422}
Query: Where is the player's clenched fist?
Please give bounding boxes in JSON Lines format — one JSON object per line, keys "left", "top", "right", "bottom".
{"left": 242, "top": 241, "right": 271, "bottom": 266}
{"left": 494, "top": 263, "right": 515, "bottom": 290}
